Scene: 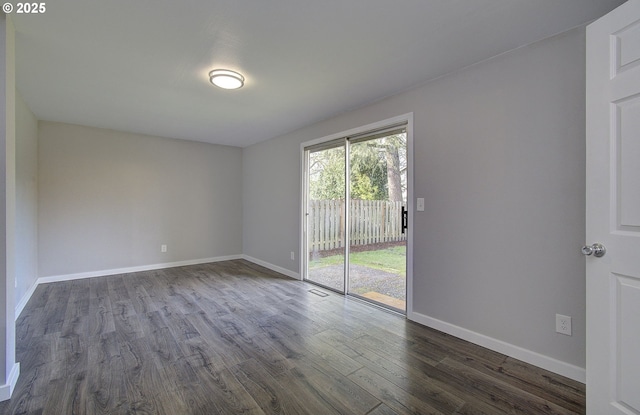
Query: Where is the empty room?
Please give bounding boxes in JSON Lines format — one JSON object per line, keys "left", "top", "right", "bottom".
{"left": 1, "top": 1, "right": 639, "bottom": 414}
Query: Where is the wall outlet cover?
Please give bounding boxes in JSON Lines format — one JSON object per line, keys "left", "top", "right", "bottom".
{"left": 556, "top": 314, "right": 572, "bottom": 336}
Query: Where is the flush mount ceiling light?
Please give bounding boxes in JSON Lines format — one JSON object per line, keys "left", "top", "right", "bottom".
{"left": 209, "top": 69, "right": 245, "bottom": 90}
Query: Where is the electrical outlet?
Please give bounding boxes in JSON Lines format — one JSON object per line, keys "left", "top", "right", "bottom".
{"left": 556, "top": 314, "right": 572, "bottom": 336}
{"left": 161, "top": 244, "right": 167, "bottom": 253}
{"left": 290, "top": 251, "right": 295, "bottom": 260}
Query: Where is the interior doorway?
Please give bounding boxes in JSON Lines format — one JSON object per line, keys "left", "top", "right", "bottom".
{"left": 302, "top": 117, "right": 411, "bottom": 313}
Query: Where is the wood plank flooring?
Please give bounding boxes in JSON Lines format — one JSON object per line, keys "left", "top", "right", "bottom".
{"left": 0, "top": 259, "right": 585, "bottom": 414}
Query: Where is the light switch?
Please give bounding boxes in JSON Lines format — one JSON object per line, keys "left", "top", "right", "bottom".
{"left": 417, "top": 198, "right": 425, "bottom": 212}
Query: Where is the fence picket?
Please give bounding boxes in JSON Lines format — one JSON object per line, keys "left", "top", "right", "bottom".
{"left": 308, "top": 199, "right": 406, "bottom": 252}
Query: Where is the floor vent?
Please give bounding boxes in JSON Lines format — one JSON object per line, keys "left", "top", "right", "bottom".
{"left": 308, "top": 289, "right": 329, "bottom": 297}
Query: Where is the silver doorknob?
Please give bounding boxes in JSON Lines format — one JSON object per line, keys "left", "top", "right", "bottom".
{"left": 581, "top": 243, "right": 606, "bottom": 257}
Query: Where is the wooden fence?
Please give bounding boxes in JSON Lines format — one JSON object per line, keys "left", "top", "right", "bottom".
{"left": 308, "top": 200, "right": 406, "bottom": 252}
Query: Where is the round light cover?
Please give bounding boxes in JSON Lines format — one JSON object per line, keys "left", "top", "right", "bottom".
{"left": 209, "top": 69, "right": 244, "bottom": 89}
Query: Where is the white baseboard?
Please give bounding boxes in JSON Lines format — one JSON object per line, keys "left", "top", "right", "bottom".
{"left": 17, "top": 255, "right": 299, "bottom": 318}
{"left": 15, "top": 255, "right": 243, "bottom": 321}
{"left": 15, "top": 280, "right": 39, "bottom": 319}
{"left": 36, "top": 255, "right": 243, "bottom": 285}
{"left": 241, "top": 255, "right": 300, "bottom": 280}
{"left": 408, "top": 311, "right": 586, "bottom": 383}
{"left": 0, "top": 363, "right": 20, "bottom": 402}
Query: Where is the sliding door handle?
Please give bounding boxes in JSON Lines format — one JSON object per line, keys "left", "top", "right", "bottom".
{"left": 401, "top": 206, "right": 408, "bottom": 234}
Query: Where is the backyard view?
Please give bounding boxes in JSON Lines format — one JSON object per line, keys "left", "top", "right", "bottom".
{"left": 306, "top": 130, "right": 407, "bottom": 310}
{"left": 309, "top": 242, "right": 406, "bottom": 309}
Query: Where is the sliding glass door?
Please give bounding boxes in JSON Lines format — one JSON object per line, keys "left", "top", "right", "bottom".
{"left": 303, "top": 123, "right": 408, "bottom": 312}
{"left": 306, "top": 143, "right": 346, "bottom": 292}
{"left": 347, "top": 133, "right": 407, "bottom": 310}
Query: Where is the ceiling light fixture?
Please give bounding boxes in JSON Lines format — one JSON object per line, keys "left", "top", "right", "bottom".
{"left": 209, "top": 69, "right": 245, "bottom": 90}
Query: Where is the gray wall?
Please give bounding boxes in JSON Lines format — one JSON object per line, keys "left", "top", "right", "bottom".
{"left": 38, "top": 122, "right": 243, "bottom": 277}
{"left": 243, "top": 134, "right": 301, "bottom": 270}
{"left": 243, "top": 27, "right": 586, "bottom": 369}
{"left": 0, "top": 12, "right": 17, "bottom": 397}
{"left": 15, "top": 92, "right": 38, "bottom": 306}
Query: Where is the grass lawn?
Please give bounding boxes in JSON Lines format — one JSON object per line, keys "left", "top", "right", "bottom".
{"left": 309, "top": 245, "right": 406, "bottom": 277}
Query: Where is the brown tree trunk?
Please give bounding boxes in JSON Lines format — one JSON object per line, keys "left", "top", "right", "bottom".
{"left": 385, "top": 144, "right": 403, "bottom": 202}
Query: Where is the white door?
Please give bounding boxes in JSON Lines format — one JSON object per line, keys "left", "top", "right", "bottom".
{"left": 586, "top": 1, "right": 640, "bottom": 414}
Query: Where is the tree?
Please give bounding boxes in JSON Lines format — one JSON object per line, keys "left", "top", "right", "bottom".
{"left": 349, "top": 141, "right": 388, "bottom": 200}
{"left": 381, "top": 134, "right": 405, "bottom": 202}
{"left": 308, "top": 133, "right": 406, "bottom": 201}
{"left": 309, "top": 147, "right": 345, "bottom": 200}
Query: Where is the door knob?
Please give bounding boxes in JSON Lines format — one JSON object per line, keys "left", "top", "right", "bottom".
{"left": 581, "top": 243, "right": 606, "bottom": 257}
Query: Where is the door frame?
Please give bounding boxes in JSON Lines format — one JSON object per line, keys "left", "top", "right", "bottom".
{"left": 299, "top": 113, "right": 414, "bottom": 314}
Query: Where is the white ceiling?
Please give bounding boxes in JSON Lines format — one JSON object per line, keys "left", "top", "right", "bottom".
{"left": 12, "top": 0, "right": 624, "bottom": 147}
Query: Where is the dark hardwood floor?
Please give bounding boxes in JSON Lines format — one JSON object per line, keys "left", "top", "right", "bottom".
{"left": 0, "top": 259, "right": 585, "bottom": 414}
